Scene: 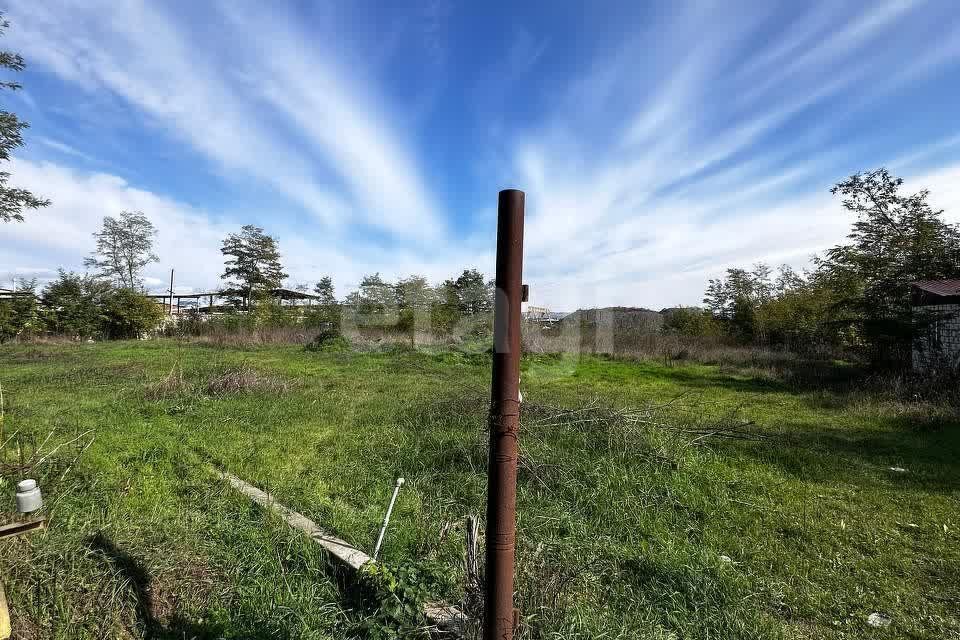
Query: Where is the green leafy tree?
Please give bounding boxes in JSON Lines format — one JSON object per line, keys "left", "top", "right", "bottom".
{"left": 84, "top": 210, "right": 159, "bottom": 290}
{"left": 357, "top": 273, "right": 394, "bottom": 316}
{"left": 220, "top": 225, "right": 288, "bottom": 308}
{"left": 819, "top": 168, "right": 960, "bottom": 365}
{"left": 306, "top": 275, "right": 341, "bottom": 332}
{"left": 40, "top": 271, "right": 110, "bottom": 339}
{"left": 661, "top": 306, "right": 721, "bottom": 338}
{"left": 430, "top": 279, "right": 461, "bottom": 335}
{"left": 394, "top": 275, "right": 433, "bottom": 335}
{"left": 0, "top": 279, "right": 38, "bottom": 343}
{"left": 704, "top": 263, "right": 773, "bottom": 342}
{"left": 454, "top": 268, "right": 493, "bottom": 315}
{"left": 100, "top": 288, "right": 165, "bottom": 339}
{"left": 758, "top": 281, "right": 839, "bottom": 353}
{"left": 0, "top": 14, "right": 49, "bottom": 223}
{"left": 313, "top": 276, "right": 336, "bottom": 305}
{"left": 395, "top": 275, "right": 433, "bottom": 311}
{"left": 774, "top": 264, "right": 805, "bottom": 295}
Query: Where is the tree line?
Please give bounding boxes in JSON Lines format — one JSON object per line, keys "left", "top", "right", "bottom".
{"left": 1, "top": 211, "right": 497, "bottom": 341}
{"left": 664, "top": 168, "right": 960, "bottom": 368}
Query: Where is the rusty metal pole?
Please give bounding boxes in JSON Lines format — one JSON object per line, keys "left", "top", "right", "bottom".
{"left": 485, "top": 189, "right": 524, "bottom": 640}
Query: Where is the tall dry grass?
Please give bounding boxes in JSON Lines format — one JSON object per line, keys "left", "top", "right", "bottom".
{"left": 522, "top": 321, "right": 803, "bottom": 367}
{"left": 178, "top": 325, "right": 459, "bottom": 349}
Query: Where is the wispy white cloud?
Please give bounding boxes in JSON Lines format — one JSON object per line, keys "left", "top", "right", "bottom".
{"left": 0, "top": 159, "right": 479, "bottom": 297}
{"left": 511, "top": 1, "right": 960, "bottom": 310}
{"left": 239, "top": 24, "right": 443, "bottom": 239}
{"left": 36, "top": 137, "right": 94, "bottom": 162}
{"left": 6, "top": 0, "right": 442, "bottom": 241}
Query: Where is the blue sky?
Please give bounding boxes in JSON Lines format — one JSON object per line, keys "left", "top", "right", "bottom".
{"left": 3, "top": 0, "right": 960, "bottom": 310}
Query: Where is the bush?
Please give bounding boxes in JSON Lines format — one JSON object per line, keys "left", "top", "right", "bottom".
{"left": 165, "top": 312, "right": 205, "bottom": 337}
{"left": 430, "top": 302, "right": 460, "bottom": 336}
{"left": 396, "top": 308, "right": 415, "bottom": 333}
{"left": 250, "top": 299, "right": 297, "bottom": 329}
{"left": 661, "top": 307, "right": 721, "bottom": 338}
{"left": 306, "top": 334, "right": 351, "bottom": 353}
{"left": 40, "top": 271, "right": 110, "bottom": 339}
{"left": 305, "top": 324, "right": 350, "bottom": 352}
{"left": 101, "top": 289, "right": 165, "bottom": 339}
{"left": 0, "top": 285, "right": 39, "bottom": 343}
{"left": 303, "top": 304, "right": 342, "bottom": 332}
{"left": 217, "top": 310, "right": 256, "bottom": 333}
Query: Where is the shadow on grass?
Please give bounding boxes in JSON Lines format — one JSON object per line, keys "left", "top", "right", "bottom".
{"left": 720, "top": 415, "right": 960, "bottom": 494}
{"left": 89, "top": 532, "right": 281, "bottom": 640}
{"left": 568, "top": 353, "right": 867, "bottom": 396}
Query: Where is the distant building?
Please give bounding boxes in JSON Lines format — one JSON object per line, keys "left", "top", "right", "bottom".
{"left": 912, "top": 280, "right": 960, "bottom": 371}
{"left": 523, "top": 305, "right": 568, "bottom": 325}
{"left": 0, "top": 288, "right": 34, "bottom": 301}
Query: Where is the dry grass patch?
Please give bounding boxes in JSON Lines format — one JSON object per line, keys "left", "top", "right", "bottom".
{"left": 145, "top": 364, "right": 292, "bottom": 399}
{"left": 204, "top": 365, "right": 291, "bottom": 396}
{"left": 145, "top": 365, "right": 191, "bottom": 400}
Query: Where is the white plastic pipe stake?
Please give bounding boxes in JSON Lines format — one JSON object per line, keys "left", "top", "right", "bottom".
{"left": 373, "top": 477, "right": 405, "bottom": 561}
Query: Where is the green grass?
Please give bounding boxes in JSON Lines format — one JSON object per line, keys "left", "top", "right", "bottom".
{"left": 0, "top": 340, "right": 958, "bottom": 639}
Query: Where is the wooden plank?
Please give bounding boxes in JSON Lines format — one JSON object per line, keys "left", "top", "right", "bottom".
{"left": 217, "top": 470, "right": 465, "bottom": 635}
{"left": 0, "top": 519, "right": 46, "bottom": 540}
{"left": 217, "top": 471, "right": 370, "bottom": 570}
{"left": 0, "top": 581, "right": 10, "bottom": 640}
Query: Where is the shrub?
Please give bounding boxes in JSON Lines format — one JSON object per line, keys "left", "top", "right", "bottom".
{"left": 662, "top": 307, "right": 722, "bottom": 338}
{"left": 0, "top": 284, "right": 39, "bottom": 343}
{"left": 218, "top": 310, "right": 256, "bottom": 333}
{"left": 352, "top": 560, "right": 448, "bottom": 639}
{"left": 101, "top": 289, "right": 166, "bottom": 339}
{"left": 40, "top": 271, "right": 110, "bottom": 339}
{"left": 303, "top": 304, "right": 341, "bottom": 332}
{"left": 396, "top": 308, "right": 415, "bottom": 333}
{"left": 430, "top": 301, "right": 460, "bottom": 336}
{"left": 250, "top": 299, "right": 297, "bottom": 329}
{"left": 305, "top": 325, "right": 350, "bottom": 352}
{"left": 165, "top": 312, "right": 206, "bottom": 337}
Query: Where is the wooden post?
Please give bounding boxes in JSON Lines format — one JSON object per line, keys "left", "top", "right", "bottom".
{"left": 0, "top": 581, "right": 9, "bottom": 640}
{"left": 0, "top": 518, "right": 46, "bottom": 640}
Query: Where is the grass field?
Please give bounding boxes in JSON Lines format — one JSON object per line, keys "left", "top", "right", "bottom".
{"left": 0, "top": 339, "right": 958, "bottom": 639}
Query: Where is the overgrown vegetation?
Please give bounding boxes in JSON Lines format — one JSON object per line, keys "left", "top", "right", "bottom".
{"left": 15, "top": 165, "right": 957, "bottom": 382}
{"left": 0, "top": 270, "right": 163, "bottom": 342}
{"left": 689, "top": 169, "right": 960, "bottom": 367}
{"left": 1, "top": 340, "right": 956, "bottom": 638}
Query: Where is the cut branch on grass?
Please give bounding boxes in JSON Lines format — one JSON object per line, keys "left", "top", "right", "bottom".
{"left": 521, "top": 394, "right": 766, "bottom": 473}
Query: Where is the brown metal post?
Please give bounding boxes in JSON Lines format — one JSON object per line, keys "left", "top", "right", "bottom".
{"left": 485, "top": 188, "right": 524, "bottom": 640}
